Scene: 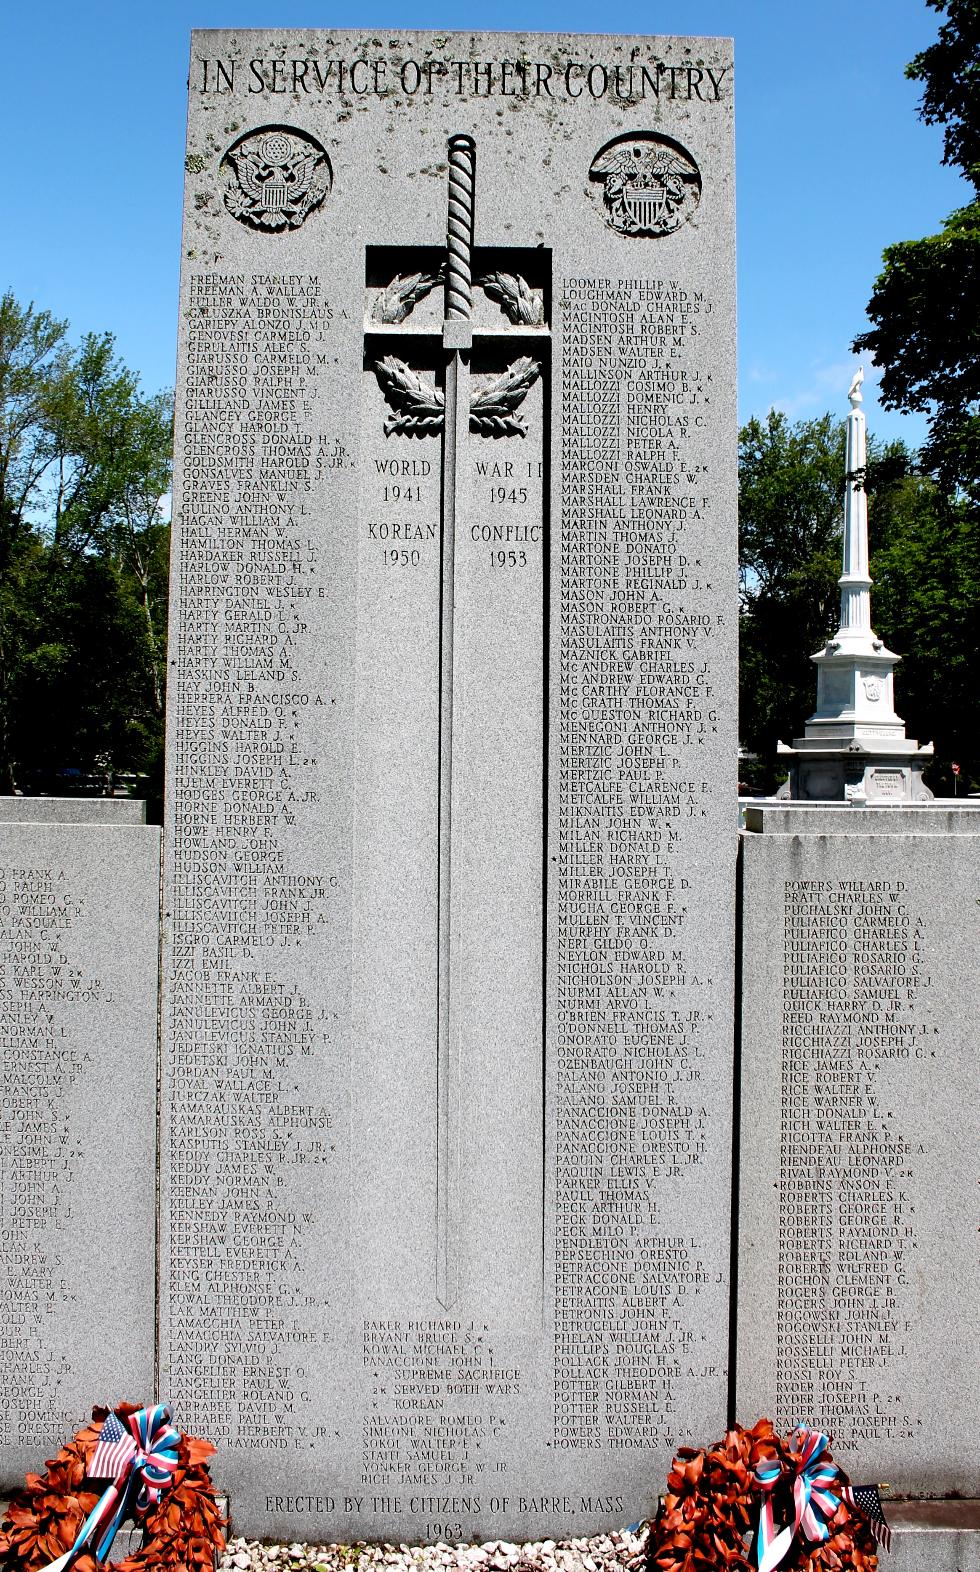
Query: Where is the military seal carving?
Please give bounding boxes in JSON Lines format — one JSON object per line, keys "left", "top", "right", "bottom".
{"left": 221, "top": 126, "right": 331, "bottom": 231}
{"left": 589, "top": 132, "right": 701, "bottom": 237}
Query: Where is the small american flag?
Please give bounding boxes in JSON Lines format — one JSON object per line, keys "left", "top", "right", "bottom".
{"left": 843, "top": 1484, "right": 893, "bottom": 1553}
{"left": 88, "top": 1413, "right": 137, "bottom": 1482}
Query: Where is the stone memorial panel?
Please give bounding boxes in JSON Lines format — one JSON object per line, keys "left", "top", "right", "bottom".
{"left": 0, "top": 799, "right": 146, "bottom": 824}
{"left": 738, "top": 811, "right": 979, "bottom": 1496}
{"left": 0, "top": 824, "right": 159, "bottom": 1482}
{"left": 162, "top": 28, "right": 737, "bottom": 1542}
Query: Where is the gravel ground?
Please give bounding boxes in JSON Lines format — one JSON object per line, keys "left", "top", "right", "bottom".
{"left": 218, "top": 1526, "right": 650, "bottom": 1572}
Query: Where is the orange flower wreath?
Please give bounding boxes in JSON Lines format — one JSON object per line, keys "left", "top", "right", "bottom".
{"left": 0, "top": 1403, "right": 226, "bottom": 1572}
{"left": 646, "top": 1420, "right": 879, "bottom": 1572}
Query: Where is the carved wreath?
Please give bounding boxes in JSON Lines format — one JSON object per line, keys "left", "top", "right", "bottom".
{"left": 371, "top": 268, "right": 544, "bottom": 437}
{"left": 374, "top": 355, "right": 541, "bottom": 438}
{"left": 371, "top": 268, "right": 544, "bottom": 327}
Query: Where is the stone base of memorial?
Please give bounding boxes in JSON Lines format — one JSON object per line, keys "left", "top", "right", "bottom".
{"left": 776, "top": 742, "right": 934, "bottom": 805}
{"left": 737, "top": 801, "right": 980, "bottom": 1572}
{"left": 884, "top": 1501, "right": 980, "bottom": 1572}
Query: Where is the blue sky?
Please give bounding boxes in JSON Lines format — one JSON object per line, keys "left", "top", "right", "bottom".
{"left": 2, "top": 0, "right": 967, "bottom": 447}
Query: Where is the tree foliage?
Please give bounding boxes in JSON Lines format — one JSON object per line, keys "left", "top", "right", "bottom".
{"left": 853, "top": 1, "right": 980, "bottom": 494}
{"left": 737, "top": 409, "right": 979, "bottom": 793}
{"left": 906, "top": 0, "right": 980, "bottom": 187}
{"left": 854, "top": 201, "right": 980, "bottom": 495}
{"left": 738, "top": 412, "right": 845, "bottom": 787}
{"left": 868, "top": 470, "right": 980, "bottom": 789}
{"left": 0, "top": 291, "right": 171, "bottom": 796}
{"left": 832, "top": 2, "right": 980, "bottom": 793}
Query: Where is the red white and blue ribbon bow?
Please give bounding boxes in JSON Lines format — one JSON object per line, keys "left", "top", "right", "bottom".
{"left": 755, "top": 1428, "right": 843, "bottom": 1572}
{"left": 40, "top": 1405, "right": 180, "bottom": 1572}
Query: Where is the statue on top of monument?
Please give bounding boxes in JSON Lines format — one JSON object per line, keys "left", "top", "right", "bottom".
{"left": 776, "top": 372, "right": 933, "bottom": 801}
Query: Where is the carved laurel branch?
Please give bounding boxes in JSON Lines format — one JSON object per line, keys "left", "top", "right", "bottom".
{"left": 470, "top": 356, "right": 541, "bottom": 436}
{"left": 372, "top": 269, "right": 444, "bottom": 325}
{"left": 372, "top": 269, "right": 543, "bottom": 326}
{"left": 477, "top": 272, "right": 544, "bottom": 326}
{"left": 374, "top": 356, "right": 444, "bottom": 436}
{"left": 373, "top": 356, "right": 541, "bottom": 438}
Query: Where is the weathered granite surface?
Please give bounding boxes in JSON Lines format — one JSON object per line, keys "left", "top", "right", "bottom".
{"left": 0, "top": 798, "right": 146, "bottom": 824}
{"left": 738, "top": 814, "right": 979, "bottom": 1496}
{"left": 161, "top": 27, "right": 737, "bottom": 1544}
{"left": 0, "top": 825, "right": 160, "bottom": 1484}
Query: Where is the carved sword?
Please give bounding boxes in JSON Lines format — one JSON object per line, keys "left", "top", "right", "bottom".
{"left": 436, "top": 134, "right": 475, "bottom": 1310}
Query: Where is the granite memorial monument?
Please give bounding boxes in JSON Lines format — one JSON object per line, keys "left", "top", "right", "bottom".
{"left": 160, "top": 27, "right": 737, "bottom": 1544}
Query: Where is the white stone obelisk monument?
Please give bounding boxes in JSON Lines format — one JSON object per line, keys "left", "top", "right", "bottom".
{"left": 779, "top": 370, "right": 933, "bottom": 800}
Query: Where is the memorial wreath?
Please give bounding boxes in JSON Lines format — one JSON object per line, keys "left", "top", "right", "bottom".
{"left": 646, "top": 1420, "right": 887, "bottom": 1572}
{"left": 0, "top": 1403, "right": 225, "bottom": 1572}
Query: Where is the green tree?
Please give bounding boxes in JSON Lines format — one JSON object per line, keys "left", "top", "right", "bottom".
{"left": 738, "top": 411, "right": 934, "bottom": 791}
{"left": 110, "top": 391, "right": 172, "bottom": 716}
{"left": 869, "top": 476, "right": 980, "bottom": 790}
{"left": 907, "top": 0, "right": 980, "bottom": 186}
{"left": 853, "top": 1, "right": 980, "bottom": 494}
{"left": 0, "top": 295, "right": 69, "bottom": 786}
{"left": 13, "top": 556, "right": 159, "bottom": 787}
{"left": 739, "top": 411, "right": 846, "bottom": 785}
{"left": 0, "top": 291, "right": 171, "bottom": 793}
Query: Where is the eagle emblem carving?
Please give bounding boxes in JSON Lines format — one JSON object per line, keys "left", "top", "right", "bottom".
{"left": 221, "top": 127, "right": 332, "bottom": 231}
{"left": 589, "top": 133, "right": 701, "bottom": 237}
